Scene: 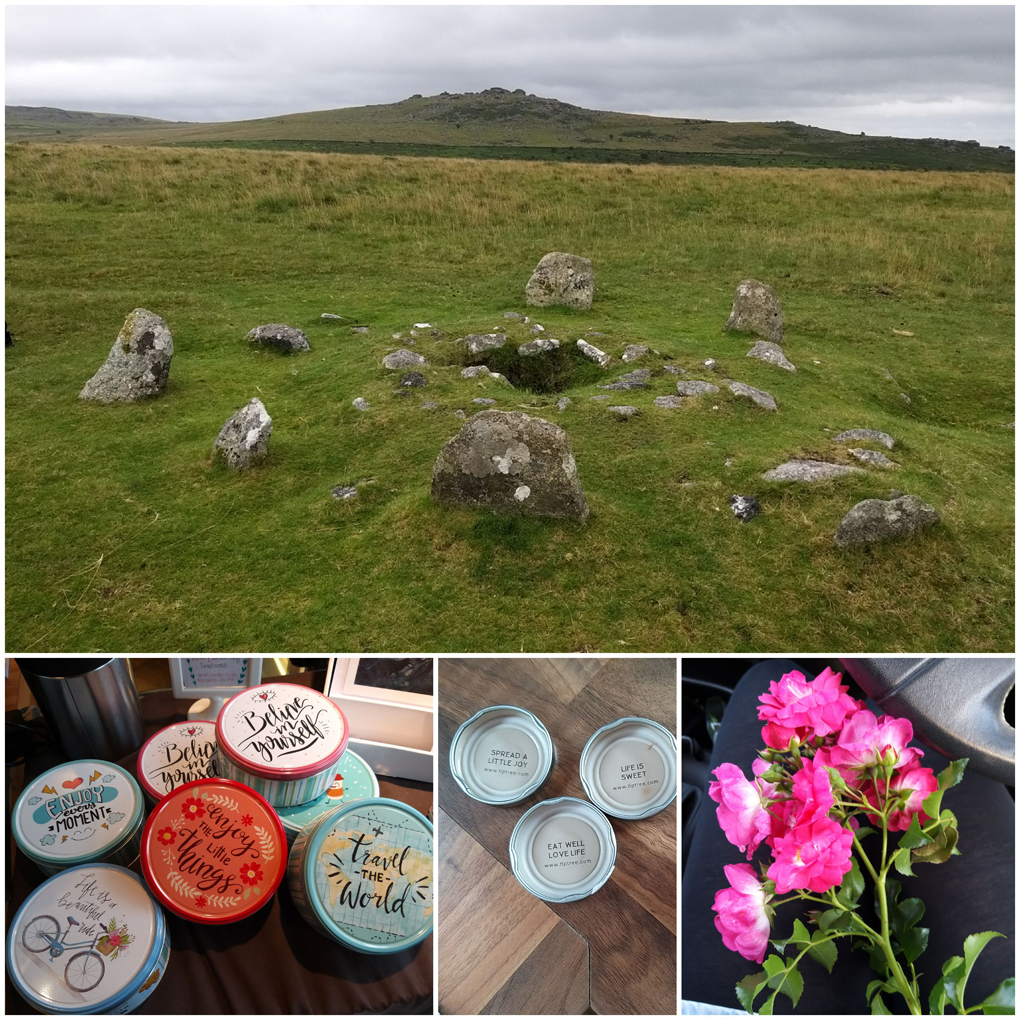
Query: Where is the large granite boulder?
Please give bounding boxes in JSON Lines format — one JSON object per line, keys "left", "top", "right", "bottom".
{"left": 212, "top": 398, "right": 272, "bottom": 470}
{"left": 834, "top": 494, "right": 939, "bottom": 548}
{"left": 431, "top": 410, "right": 589, "bottom": 520}
{"left": 79, "top": 308, "right": 173, "bottom": 402}
{"left": 246, "top": 323, "right": 310, "bottom": 352}
{"left": 724, "top": 279, "right": 783, "bottom": 342}
{"left": 460, "top": 333, "right": 507, "bottom": 355}
{"left": 525, "top": 252, "right": 594, "bottom": 310}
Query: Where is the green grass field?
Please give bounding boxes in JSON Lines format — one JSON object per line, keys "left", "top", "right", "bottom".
{"left": 5, "top": 143, "right": 1014, "bottom": 652}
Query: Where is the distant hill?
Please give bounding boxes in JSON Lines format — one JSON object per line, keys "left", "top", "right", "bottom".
{"left": 5, "top": 89, "right": 1014, "bottom": 171}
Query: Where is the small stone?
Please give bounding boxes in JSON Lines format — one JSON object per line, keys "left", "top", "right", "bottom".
{"left": 888, "top": 489, "right": 904, "bottom": 500}
{"left": 729, "top": 381, "right": 777, "bottom": 410}
{"left": 530, "top": 323, "right": 545, "bottom": 334}
{"left": 79, "top": 308, "right": 174, "bottom": 403}
{"left": 724, "top": 457, "right": 735, "bottom": 468}
{"left": 576, "top": 338, "right": 610, "bottom": 366}
{"left": 351, "top": 325, "right": 370, "bottom": 334}
{"left": 525, "top": 252, "right": 595, "bottom": 311}
{"left": 393, "top": 389, "right": 411, "bottom": 399}
{"left": 590, "top": 395, "right": 611, "bottom": 401}
{"left": 331, "top": 485, "right": 358, "bottom": 500}
{"left": 454, "top": 409, "right": 467, "bottom": 419}
{"left": 503, "top": 311, "right": 525, "bottom": 321}
{"left": 212, "top": 398, "right": 272, "bottom": 471}
{"left": 246, "top": 323, "right": 310, "bottom": 353}
{"left": 663, "top": 365, "right": 686, "bottom": 375}
{"left": 703, "top": 359, "right": 717, "bottom": 371}
{"left": 321, "top": 313, "right": 344, "bottom": 320}
{"left": 621, "top": 344, "right": 649, "bottom": 363}
{"left": 763, "top": 459, "right": 862, "bottom": 482}
{"left": 881, "top": 368, "right": 897, "bottom": 382}
{"left": 601, "top": 368, "right": 651, "bottom": 391}
{"left": 834, "top": 495, "right": 939, "bottom": 548}
{"left": 352, "top": 397, "right": 371, "bottom": 411}
{"left": 901, "top": 393, "right": 912, "bottom": 405}
{"left": 557, "top": 397, "right": 572, "bottom": 411}
{"left": 849, "top": 448, "right": 899, "bottom": 469}
{"left": 473, "top": 397, "right": 497, "bottom": 405}
{"left": 724, "top": 279, "right": 783, "bottom": 342}
{"left": 729, "top": 494, "right": 761, "bottom": 523}
{"left": 518, "top": 337, "right": 561, "bottom": 356}
{"left": 653, "top": 395, "right": 683, "bottom": 409}
{"left": 462, "top": 365, "right": 492, "bottom": 378}
{"left": 676, "top": 380, "right": 719, "bottom": 397}
{"left": 608, "top": 405, "right": 639, "bottom": 418}
{"left": 401, "top": 371, "right": 427, "bottom": 388}
{"left": 420, "top": 401, "right": 440, "bottom": 410}
{"left": 382, "top": 349, "right": 427, "bottom": 370}
{"left": 430, "top": 329, "right": 444, "bottom": 338}
{"left": 586, "top": 331, "right": 607, "bottom": 338}
{"left": 1002, "top": 422, "right": 1015, "bottom": 429}
{"left": 832, "top": 428, "right": 896, "bottom": 450}
{"left": 747, "top": 341, "right": 796, "bottom": 372}
{"left": 409, "top": 330, "right": 421, "bottom": 339}
{"left": 392, "top": 333, "right": 404, "bottom": 340}
{"left": 413, "top": 322, "right": 432, "bottom": 329}
{"left": 460, "top": 333, "right": 507, "bottom": 355}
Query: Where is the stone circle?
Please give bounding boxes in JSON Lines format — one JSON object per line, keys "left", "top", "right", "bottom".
{"left": 79, "top": 308, "right": 174, "bottom": 403}
{"left": 724, "top": 279, "right": 783, "bottom": 342}
{"left": 525, "top": 252, "right": 595, "bottom": 310}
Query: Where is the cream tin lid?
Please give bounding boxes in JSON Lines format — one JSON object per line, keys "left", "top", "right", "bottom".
{"left": 579, "top": 717, "right": 677, "bottom": 820}
{"left": 137, "top": 720, "right": 219, "bottom": 801}
{"left": 216, "top": 683, "right": 349, "bottom": 781}
{"left": 448, "top": 705, "right": 554, "bottom": 805}
{"left": 7, "top": 864, "right": 163, "bottom": 1014}
{"left": 13, "top": 761, "right": 143, "bottom": 867}
{"left": 509, "top": 796, "right": 616, "bottom": 903}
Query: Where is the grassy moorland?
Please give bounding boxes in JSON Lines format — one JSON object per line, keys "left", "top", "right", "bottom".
{"left": 4, "top": 143, "right": 1014, "bottom": 652}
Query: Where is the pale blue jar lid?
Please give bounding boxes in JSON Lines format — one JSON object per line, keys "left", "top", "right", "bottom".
{"left": 298, "top": 797, "right": 433, "bottom": 954}
{"left": 276, "top": 748, "right": 380, "bottom": 838}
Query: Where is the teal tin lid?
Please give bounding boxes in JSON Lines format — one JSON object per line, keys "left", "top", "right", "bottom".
{"left": 13, "top": 760, "right": 144, "bottom": 870}
{"left": 276, "top": 748, "right": 380, "bottom": 840}
{"left": 7, "top": 863, "right": 167, "bottom": 1014}
{"left": 297, "top": 798, "right": 433, "bottom": 954}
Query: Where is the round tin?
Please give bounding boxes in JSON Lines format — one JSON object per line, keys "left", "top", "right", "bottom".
{"left": 140, "top": 778, "right": 286, "bottom": 924}
{"left": 448, "top": 705, "right": 553, "bottom": 805}
{"left": 136, "top": 720, "right": 219, "bottom": 805}
{"left": 579, "top": 716, "right": 678, "bottom": 820}
{"left": 276, "top": 748, "right": 380, "bottom": 846}
{"left": 7, "top": 863, "right": 170, "bottom": 1014}
{"left": 13, "top": 760, "right": 144, "bottom": 876}
{"left": 215, "top": 683, "right": 349, "bottom": 806}
{"left": 288, "top": 797, "right": 433, "bottom": 954}
{"left": 509, "top": 796, "right": 617, "bottom": 903}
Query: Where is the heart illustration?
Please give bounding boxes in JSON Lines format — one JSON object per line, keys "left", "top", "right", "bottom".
{"left": 62, "top": 778, "right": 83, "bottom": 790}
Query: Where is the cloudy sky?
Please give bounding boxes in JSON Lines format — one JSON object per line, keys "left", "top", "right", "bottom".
{"left": 6, "top": 5, "right": 1015, "bottom": 145}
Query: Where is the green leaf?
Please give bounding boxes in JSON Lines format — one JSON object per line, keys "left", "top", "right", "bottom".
{"left": 866, "top": 941, "right": 891, "bottom": 976}
{"left": 762, "top": 955, "right": 786, "bottom": 981}
{"left": 854, "top": 826, "right": 877, "bottom": 841}
{"left": 825, "top": 766, "right": 847, "bottom": 792}
{"left": 806, "top": 932, "right": 838, "bottom": 973}
{"left": 898, "top": 925, "right": 929, "bottom": 964}
{"left": 838, "top": 857, "right": 864, "bottom": 907}
{"left": 817, "top": 908, "right": 852, "bottom": 932}
{"left": 758, "top": 992, "right": 775, "bottom": 1015}
{"left": 942, "top": 955, "right": 966, "bottom": 1013}
{"left": 977, "top": 976, "right": 1016, "bottom": 1014}
{"left": 892, "top": 847, "right": 916, "bottom": 876}
{"left": 913, "top": 823, "right": 959, "bottom": 865}
{"left": 929, "top": 974, "right": 948, "bottom": 1015}
{"left": 790, "top": 919, "right": 812, "bottom": 945}
{"left": 891, "top": 897, "right": 926, "bottom": 937}
{"left": 951, "top": 932, "right": 1007, "bottom": 1010}
{"left": 866, "top": 979, "right": 896, "bottom": 1004}
{"left": 898, "top": 813, "right": 933, "bottom": 850}
{"left": 735, "top": 970, "right": 769, "bottom": 1013}
{"left": 872, "top": 991, "right": 892, "bottom": 1014}
{"left": 762, "top": 954, "right": 804, "bottom": 1008}
{"left": 922, "top": 757, "right": 968, "bottom": 820}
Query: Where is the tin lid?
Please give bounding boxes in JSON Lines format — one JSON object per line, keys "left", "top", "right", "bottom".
{"left": 7, "top": 863, "right": 165, "bottom": 1014}
{"left": 140, "top": 778, "right": 286, "bottom": 924}
{"left": 297, "top": 797, "right": 433, "bottom": 953}
{"left": 215, "top": 683, "right": 349, "bottom": 781}
{"left": 137, "top": 720, "right": 219, "bottom": 802}
{"left": 276, "top": 748, "right": 380, "bottom": 837}
{"left": 13, "top": 760, "right": 143, "bottom": 867}
{"left": 509, "top": 796, "right": 617, "bottom": 903}
{"left": 579, "top": 716, "right": 678, "bottom": 820}
{"left": 448, "top": 705, "right": 554, "bottom": 805}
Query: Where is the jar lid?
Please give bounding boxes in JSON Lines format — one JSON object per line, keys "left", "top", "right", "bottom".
{"left": 448, "top": 705, "right": 553, "bottom": 805}
{"left": 579, "top": 717, "right": 677, "bottom": 820}
{"left": 509, "top": 796, "right": 616, "bottom": 902}
{"left": 216, "top": 683, "right": 349, "bottom": 781}
{"left": 140, "top": 778, "right": 286, "bottom": 923}
{"left": 137, "top": 720, "right": 219, "bottom": 802}
{"left": 7, "top": 863, "right": 165, "bottom": 1014}
{"left": 13, "top": 760, "right": 143, "bottom": 867}
{"left": 297, "top": 798, "right": 433, "bottom": 954}
{"left": 276, "top": 748, "right": 379, "bottom": 838}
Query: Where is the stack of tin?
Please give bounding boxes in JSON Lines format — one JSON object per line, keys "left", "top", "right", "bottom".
{"left": 449, "top": 706, "right": 676, "bottom": 902}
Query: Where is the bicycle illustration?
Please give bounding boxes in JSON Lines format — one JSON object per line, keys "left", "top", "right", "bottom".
{"left": 20, "top": 915, "right": 105, "bottom": 993}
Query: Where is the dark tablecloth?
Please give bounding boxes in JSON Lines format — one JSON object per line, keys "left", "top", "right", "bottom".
{"left": 5, "top": 687, "right": 433, "bottom": 1014}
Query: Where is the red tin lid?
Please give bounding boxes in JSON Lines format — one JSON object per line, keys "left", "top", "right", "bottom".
{"left": 140, "top": 778, "right": 285, "bottom": 924}
{"left": 215, "top": 683, "right": 349, "bottom": 782}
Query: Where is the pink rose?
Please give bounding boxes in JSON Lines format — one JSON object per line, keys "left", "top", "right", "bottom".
{"left": 768, "top": 816, "right": 854, "bottom": 894}
{"left": 708, "top": 760, "right": 776, "bottom": 859}
{"left": 830, "top": 710, "right": 920, "bottom": 773}
{"left": 790, "top": 757, "right": 834, "bottom": 826}
{"left": 712, "top": 863, "right": 772, "bottom": 964}
{"left": 865, "top": 764, "right": 938, "bottom": 831}
{"left": 758, "top": 668, "right": 860, "bottom": 749}
{"left": 812, "top": 745, "right": 862, "bottom": 789}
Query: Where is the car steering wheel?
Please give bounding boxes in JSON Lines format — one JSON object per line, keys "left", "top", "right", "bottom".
{"left": 839, "top": 658, "right": 1015, "bottom": 786}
